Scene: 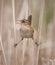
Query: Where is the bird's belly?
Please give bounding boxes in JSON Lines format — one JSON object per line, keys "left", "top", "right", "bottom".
{"left": 20, "top": 27, "right": 34, "bottom": 38}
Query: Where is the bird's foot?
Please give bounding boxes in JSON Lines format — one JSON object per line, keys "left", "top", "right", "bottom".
{"left": 14, "top": 43, "right": 18, "bottom": 47}
{"left": 35, "top": 42, "right": 39, "bottom": 46}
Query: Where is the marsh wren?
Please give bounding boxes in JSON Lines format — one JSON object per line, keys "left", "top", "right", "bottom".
{"left": 14, "top": 15, "right": 38, "bottom": 47}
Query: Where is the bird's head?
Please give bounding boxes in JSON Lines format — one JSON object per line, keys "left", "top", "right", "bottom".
{"left": 16, "top": 15, "right": 32, "bottom": 25}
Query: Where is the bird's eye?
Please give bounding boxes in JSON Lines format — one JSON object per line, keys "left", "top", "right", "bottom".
{"left": 23, "top": 19, "right": 26, "bottom": 22}
{"left": 22, "top": 20, "right": 25, "bottom": 23}
{"left": 20, "top": 20, "right": 25, "bottom": 23}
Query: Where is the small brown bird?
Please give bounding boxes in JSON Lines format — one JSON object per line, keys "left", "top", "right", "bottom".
{"left": 20, "top": 15, "right": 33, "bottom": 38}
{"left": 14, "top": 15, "right": 38, "bottom": 47}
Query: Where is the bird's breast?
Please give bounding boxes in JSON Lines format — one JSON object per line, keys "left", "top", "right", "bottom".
{"left": 20, "top": 25, "right": 34, "bottom": 38}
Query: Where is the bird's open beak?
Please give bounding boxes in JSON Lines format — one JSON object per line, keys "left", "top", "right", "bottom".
{"left": 16, "top": 20, "right": 23, "bottom": 24}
